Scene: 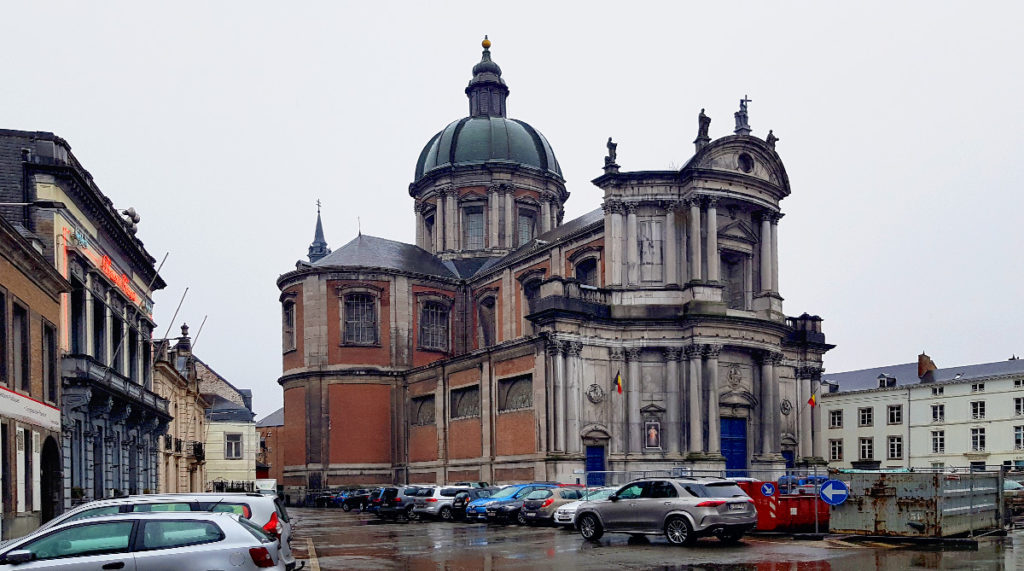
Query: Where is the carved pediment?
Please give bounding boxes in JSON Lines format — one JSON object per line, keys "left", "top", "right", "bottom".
{"left": 718, "top": 220, "right": 757, "bottom": 245}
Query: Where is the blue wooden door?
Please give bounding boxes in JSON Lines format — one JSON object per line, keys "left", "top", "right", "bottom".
{"left": 585, "top": 446, "right": 606, "bottom": 486}
{"left": 782, "top": 450, "right": 795, "bottom": 469}
{"left": 721, "top": 418, "right": 747, "bottom": 477}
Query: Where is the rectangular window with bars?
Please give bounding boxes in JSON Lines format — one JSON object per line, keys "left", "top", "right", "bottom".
{"left": 344, "top": 293, "right": 378, "bottom": 345}
{"left": 419, "top": 301, "right": 449, "bottom": 352}
{"left": 463, "top": 208, "right": 485, "bottom": 250}
{"left": 517, "top": 212, "right": 535, "bottom": 247}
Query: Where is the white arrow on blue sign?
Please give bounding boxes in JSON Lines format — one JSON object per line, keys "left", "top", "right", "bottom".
{"left": 819, "top": 479, "right": 850, "bottom": 505}
{"left": 760, "top": 482, "right": 776, "bottom": 497}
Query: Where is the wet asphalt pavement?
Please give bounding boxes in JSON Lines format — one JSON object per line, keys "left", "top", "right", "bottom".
{"left": 288, "top": 507, "right": 1024, "bottom": 570}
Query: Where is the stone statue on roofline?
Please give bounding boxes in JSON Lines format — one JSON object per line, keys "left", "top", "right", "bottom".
{"left": 766, "top": 129, "right": 779, "bottom": 149}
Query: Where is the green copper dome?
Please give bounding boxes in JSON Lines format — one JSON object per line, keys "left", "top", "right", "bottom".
{"left": 414, "top": 116, "right": 562, "bottom": 181}
{"left": 413, "top": 39, "right": 563, "bottom": 183}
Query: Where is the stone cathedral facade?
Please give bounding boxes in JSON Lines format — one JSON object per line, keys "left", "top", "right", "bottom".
{"left": 276, "top": 39, "right": 832, "bottom": 490}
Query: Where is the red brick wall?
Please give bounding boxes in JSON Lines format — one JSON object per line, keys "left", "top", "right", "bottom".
{"left": 282, "top": 387, "right": 307, "bottom": 469}
{"left": 327, "top": 280, "right": 391, "bottom": 367}
{"left": 448, "top": 368, "right": 478, "bottom": 388}
{"left": 449, "top": 469, "right": 480, "bottom": 482}
{"left": 282, "top": 285, "right": 303, "bottom": 372}
{"left": 257, "top": 426, "right": 284, "bottom": 483}
{"left": 495, "top": 467, "right": 535, "bottom": 482}
{"left": 328, "top": 383, "right": 392, "bottom": 464}
{"left": 494, "top": 355, "right": 535, "bottom": 378}
{"left": 408, "top": 425, "right": 437, "bottom": 463}
{"left": 495, "top": 410, "right": 535, "bottom": 456}
{"left": 448, "top": 418, "right": 481, "bottom": 459}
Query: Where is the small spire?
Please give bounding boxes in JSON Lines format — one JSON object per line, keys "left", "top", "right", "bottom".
{"left": 308, "top": 200, "right": 331, "bottom": 263}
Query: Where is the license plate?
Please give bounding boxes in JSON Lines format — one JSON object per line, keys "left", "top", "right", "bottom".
{"left": 728, "top": 503, "right": 744, "bottom": 511}
{"left": 525, "top": 512, "right": 536, "bottom": 517}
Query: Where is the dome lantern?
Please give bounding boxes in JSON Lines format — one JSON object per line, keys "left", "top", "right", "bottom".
{"left": 466, "top": 36, "right": 509, "bottom": 118}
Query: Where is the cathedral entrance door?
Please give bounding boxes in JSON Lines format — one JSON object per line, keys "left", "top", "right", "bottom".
{"left": 585, "top": 446, "right": 605, "bottom": 486}
{"left": 721, "top": 418, "right": 747, "bottom": 476}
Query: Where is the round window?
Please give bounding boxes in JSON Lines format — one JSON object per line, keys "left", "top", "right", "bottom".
{"left": 738, "top": 153, "right": 754, "bottom": 173}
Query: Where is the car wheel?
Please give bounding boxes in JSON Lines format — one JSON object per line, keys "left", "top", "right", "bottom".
{"left": 718, "top": 530, "right": 743, "bottom": 544}
{"left": 578, "top": 513, "right": 604, "bottom": 541}
{"left": 407, "top": 508, "right": 420, "bottom": 521}
{"left": 440, "top": 506, "right": 453, "bottom": 521}
{"left": 516, "top": 510, "right": 528, "bottom": 526}
{"left": 665, "top": 516, "right": 696, "bottom": 546}
{"left": 341, "top": 503, "right": 352, "bottom": 512}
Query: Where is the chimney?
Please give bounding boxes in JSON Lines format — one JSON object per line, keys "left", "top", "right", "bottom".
{"left": 918, "top": 352, "right": 938, "bottom": 383}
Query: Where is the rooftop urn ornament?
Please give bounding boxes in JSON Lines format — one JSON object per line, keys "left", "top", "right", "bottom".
{"left": 604, "top": 137, "right": 619, "bottom": 173}
{"left": 694, "top": 108, "right": 712, "bottom": 152}
{"left": 766, "top": 129, "right": 779, "bottom": 149}
{"left": 734, "top": 95, "right": 752, "bottom": 135}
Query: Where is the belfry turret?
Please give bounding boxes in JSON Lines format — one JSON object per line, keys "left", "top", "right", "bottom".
{"left": 307, "top": 201, "right": 330, "bottom": 263}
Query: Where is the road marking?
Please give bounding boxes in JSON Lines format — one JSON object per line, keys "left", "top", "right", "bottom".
{"left": 306, "top": 538, "right": 320, "bottom": 571}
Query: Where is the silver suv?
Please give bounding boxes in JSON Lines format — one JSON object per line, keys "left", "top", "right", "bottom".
{"left": 412, "top": 486, "right": 470, "bottom": 520}
{"left": 36, "top": 492, "right": 297, "bottom": 569}
{"left": 575, "top": 478, "right": 756, "bottom": 546}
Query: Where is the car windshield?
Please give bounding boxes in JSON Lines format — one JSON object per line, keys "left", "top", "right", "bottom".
{"left": 490, "top": 486, "right": 520, "bottom": 499}
{"left": 526, "top": 490, "right": 552, "bottom": 500}
{"left": 703, "top": 482, "right": 748, "bottom": 498}
{"left": 583, "top": 488, "right": 615, "bottom": 500}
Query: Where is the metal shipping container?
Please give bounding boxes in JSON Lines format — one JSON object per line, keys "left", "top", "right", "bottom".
{"left": 830, "top": 471, "right": 1002, "bottom": 537}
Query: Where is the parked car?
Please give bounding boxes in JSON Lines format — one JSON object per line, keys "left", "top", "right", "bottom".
{"left": 337, "top": 489, "right": 371, "bottom": 511}
{"left": 412, "top": 486, "right": 471, "bottom": 521}
{"left": 575, "top": 478, "right": 757, "bottom": 546}
{"left": 0, "top": 511, "right": 286, "bottom": 569}
{"left": 450, "top": 488, "right": 497, "bottom": 521}
{"left": 364, "top": 488, "right": 386, "bottom": 514}
{"left": 34, "top": 492, "right": 296, "bottom": 570}
{"left": 553, "top": 487, "right": 615, "bottom": 527}
{"left": 521, "top": 487, "right": 585, "bottom": 525}
{"left": 377, "top": 486, "right": 425, "bottom": 521}
{"left": 476, "top": 483, "right": 573, "bottom": 524}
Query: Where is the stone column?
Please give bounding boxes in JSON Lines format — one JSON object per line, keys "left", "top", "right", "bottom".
{"left": 685, "top": 345, "right": 704, "bottom": 453}
{"left": 488, "top": 185, "right": 500, "bottom": 249}
{"left": 706, "top": 197, "right": 720, "bottom": 282}
{"left": 434, "top": 194, "right": 445, "bottom": 253}
{"left": 771, "top": 213, "right": 782, "bottom": 292}
{"left": 664, "top": 203, "right": 678, "bottom": 286}
{"left": 663, "top": 348, "right": 682, "bottom": 454}
{"left": 504, "top": 186, "right": 515, "bottom": 248}
{"left": 605, "top": 201, "right": 624, "bottom": 286}
{"left": 745, "top": 254, "right": 754, "bottom": 309}
{"left": 626, "top": 347, "right": 642, "bottom": 453}
{"left": 759, "top": 214, "right": 772, "bottom": 293}
{"left": 447, "top": 189, "right": 458, "bottom": 251}
{"left": 770, "top": 353, "right": 783, "bottom": 453}
{"left": 609, "top": 348, "right": 625, "bottom": 454}
{"left": 551, "top": 203, "right": 559, "bottom": 230}
{"left": 625, "top": 203, "right": 639, "bottom": 285}
{"left": 84, "top": 280, "right": 95, "bottom": 356}
{"left": 705, "top": 345, "right": 722, "bottom": 454}
{"left": 548, "top": 340, "right": 565, "bottom": 452}
{"left": 688, "top": 198, "right": 702, "bottom": 282}
{"left": 540, "top": 197, "right": 552, "bottom": 234}
{"left": 797, "top": 367, "right": 819, "bottom": 458}
{"left": 566, "top": 341, "right": 583, "bottom": 454}
{"left": 414, "top": 202, "right": 424, "bottom": 250}
{"left": 759, "top": 353, "right": 777, "bottom": 455}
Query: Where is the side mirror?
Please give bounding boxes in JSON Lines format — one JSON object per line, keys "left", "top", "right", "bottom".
{"left": 4, "top": 550, "right": 35, "bottom": 563}
{"left": 608, "top": 494, "right": 619, "bottom": 502}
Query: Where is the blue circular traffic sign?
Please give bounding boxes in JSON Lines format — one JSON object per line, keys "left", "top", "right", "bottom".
{"left": 819, "top": 479, "right": 849, "bottom": 505}
{"left": 760, "top": 482, "right": 776, "bottom": 497}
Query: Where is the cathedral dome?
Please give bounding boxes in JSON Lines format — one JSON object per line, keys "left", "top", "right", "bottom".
{"left": 413, "top": 38, "right": 563, "bottom": 183}
{"left": 414, "top": 116, "right": 562, "bottom": 181}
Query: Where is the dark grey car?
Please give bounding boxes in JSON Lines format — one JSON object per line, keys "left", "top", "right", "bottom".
{"left": 575, "top": 478, "right": 757, "bottom": 546}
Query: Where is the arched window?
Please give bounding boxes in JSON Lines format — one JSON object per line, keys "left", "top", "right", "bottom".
{"left": 574, "top": 258, "right": 598, "bottom": 286}
{"left": 411, "top": 395, "right": 435, "bottom": 426}
{"left": 498, "top": 375, "right": 532, "bottom": 412}
{"left": 343, "top": 292, "right": 378, "bottom": 345}
{"left": 419, "top": 301, "right": 450, "bottom": 352}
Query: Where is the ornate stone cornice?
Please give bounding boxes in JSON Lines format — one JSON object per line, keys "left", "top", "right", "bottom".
{"left": 770, "top": 212, "right": 785, "bottom": 224}
{"left": 662, "top": 347, "right": 681, "bottom": 362}
{"left": 796, "top": 365, "right": 824, "bottom": 380}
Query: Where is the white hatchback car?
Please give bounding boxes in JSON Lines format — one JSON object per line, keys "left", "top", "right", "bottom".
{"left": 552, "top": 487, "right": 615, "bottom": 527}
{"left": 0, "top": 511, "right": 285, "bottom": 570}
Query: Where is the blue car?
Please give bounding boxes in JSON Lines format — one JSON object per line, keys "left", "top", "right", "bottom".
{"left": 465, "top": 483, "right": 569, "bottom": 524}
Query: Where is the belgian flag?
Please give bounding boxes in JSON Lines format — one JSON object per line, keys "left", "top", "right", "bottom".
{"left": 615, "top": 370, "right": 623, "bottom": 394}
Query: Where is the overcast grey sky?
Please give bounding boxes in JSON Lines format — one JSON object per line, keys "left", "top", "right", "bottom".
{"left": 3, "top": 2, "right": 1022, "bottom": 418}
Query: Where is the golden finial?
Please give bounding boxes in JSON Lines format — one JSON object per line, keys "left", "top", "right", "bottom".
{"left": 482, "top": 35, "right": 491, "bottom": 49}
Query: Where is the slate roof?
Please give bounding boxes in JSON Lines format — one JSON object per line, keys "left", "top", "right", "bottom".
{"left": 256, "top": 407, "right": 284, "bottom": 428}
{"left": 313, "top": 234, "right": 456, "bottom": 278}
{"left": 825, "top": 358, "right": 1024, "bottom": 393}
{"left": 204, "top": 394, "right": 255, "bottom": 423}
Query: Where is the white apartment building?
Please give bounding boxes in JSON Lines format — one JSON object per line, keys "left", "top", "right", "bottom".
{"left": 817, "top": 356, "right": 1024, "bottom": 471}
